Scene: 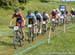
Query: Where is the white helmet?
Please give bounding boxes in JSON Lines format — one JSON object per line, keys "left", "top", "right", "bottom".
{"left": 53, "top": 9, "right": 56, "bottom": 12}
{"left": 71, "top": 8, "right": 74, "bottom": 11}
{"left": 56, "top": 8, "right": 59, "bottom": 12}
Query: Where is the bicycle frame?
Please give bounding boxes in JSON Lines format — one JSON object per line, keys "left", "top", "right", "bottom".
{"left": 71, "top": 15, "right": 75, "bottom": 23}
{"left": 42, "top": 21, "right": 47, "bottom": 33}
{"left": 10, "top": 26, "right": 23, "bottom": 49}
{"left": 28, "top": 24, "right": 34, "bottom": 43}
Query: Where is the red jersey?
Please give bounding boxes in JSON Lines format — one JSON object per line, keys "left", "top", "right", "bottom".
{"left": 12, "top": 12, "right": 25, "bottom": 27}
{"left": 51, "top": 11, "right": 57, "bottom": 18}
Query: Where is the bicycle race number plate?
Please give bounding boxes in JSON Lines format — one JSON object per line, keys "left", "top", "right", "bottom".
{"left": 52, "top": 19, "right": 55, "bottom": 21}
{"left": 28, "top": 24, "right": 32, "bottom": 28}
{"left": 14, "top": 26, "right": 19, "bottom": 31}
{"left": 72, "top": 15, "right": 75, "bottom": 17}
{"left": 60, "top": 16, "right": 64, "bottom": 19}
{"left": 43, "top": 21, "right": 46, "bottom": 24}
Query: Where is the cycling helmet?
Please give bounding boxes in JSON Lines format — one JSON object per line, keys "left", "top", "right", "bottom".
{"left": 27, "top": 10, "right": 32, "bottom": 15}
{"left": 53, "top": 9, "right": 56, "bottom": 12}
{"left": 71, "top": 8, "right": 74, "bottom": 11}
{"left": 14, "top": 8, "right": 19, "bottom": 13}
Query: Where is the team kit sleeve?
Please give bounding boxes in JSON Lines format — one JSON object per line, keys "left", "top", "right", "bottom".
{"left": 26, "top": 15, "right": 28, "bottom": 18}
{"left": 40, "top": 13, "right": 43, "bottom": 18}
{"left": 19, "top": 12, "right": 25, "bottom": 25}
{"left": 19, "top": 12, "right": 25, "bottom": 20}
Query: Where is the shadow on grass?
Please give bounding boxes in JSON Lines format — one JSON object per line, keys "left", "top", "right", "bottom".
{"left": 8, "top": 36, "right": 13, "bottom": 38}
{"left": 0, "top": 41, "right": 14, "bottom": 47}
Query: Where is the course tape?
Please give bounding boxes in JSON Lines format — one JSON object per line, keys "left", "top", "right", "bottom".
{"left": 14, "top": 25, "right": 74, "bottom": 55}
{"left": 0, "top": 27, "right": 28, "bottom": 37}
{"left": 0, "top": 31, "right": 13, "bottom": 36}
{"left": 15, "top": 39, "right": 46, "bottom": 55}
{"left": 56, "top": 26, "right": 75, "bottom": 35}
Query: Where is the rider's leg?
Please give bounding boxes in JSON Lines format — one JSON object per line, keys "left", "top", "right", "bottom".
{"left": 45, "top": 20, "right": 48, "bottom": 31}
{"left": 38, "top": 20, "right": 42, "bottom": 34}
{"left": 20, "top": 22, "right": 25, "bottom": 40}
{"left": 20, "top": 28, "right": 25, "bottom": 40}
{"left": 39, "top": 21, "right": 42, "bottom": 34}
{"left": 56, "top": 19, "right": 58, "bottom": 26}
{"left": 71, "top": 16, "right": 73, "bottom": 23}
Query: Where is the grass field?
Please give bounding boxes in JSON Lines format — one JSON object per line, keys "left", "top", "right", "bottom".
{"left": 0, "top": 0, "right": 75, "bottom": 55}
{"left": 21, "top": 25, "right": 75, "bottom": 55}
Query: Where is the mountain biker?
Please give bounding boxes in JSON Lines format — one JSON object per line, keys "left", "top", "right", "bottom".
{"left": 51, "top": 9, "right": 57, "bottom": 23}
{"left": 9, "top": 8, "right": 25, "bottom": 41}
{"left": 65, "top": 9, "right": 68, "bottom": 23}
{"left": 26, "top": 10, "right": 37, "bottom": 34}
{"left": 70, "top": 8, "right": 75, "bottom": 23}
{"left": 34, "top": 10, "right": 43, "bottom": 34}
{"left": 51, "top": 9, "right": 57, "bottom": 20}
{"left": 42, "top": 11, "right": 49, "bottom": 31}
{"left": 60, "top": 9, "right": 66, "bottom": 25}
{"left": 70, "top": 8, "right": 75, "bottom": 15}
{"left": 51, "top": 9, "right": 57, "bottom": 31}
{"left": 56, "top": 8, "right": 60, "bottom": 26}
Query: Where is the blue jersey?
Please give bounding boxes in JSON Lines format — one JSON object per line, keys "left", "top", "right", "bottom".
{"left": 26, "top": 13, "right": 35, "bottom": 19}
{"left": 61, "top": 11, "right": 66, "bottom": 16}
{"left": 26, "top": 13, "right": 36, "bottom": 24}
{"left": 43, "top": 13, "right": 49, "bottom": 21}
{"left": 36, "top": 13, "right": 42, "bottom": 19}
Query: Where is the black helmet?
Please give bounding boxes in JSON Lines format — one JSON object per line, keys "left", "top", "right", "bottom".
{"left": 43, "top": 11, "right": 46, "bottom": 16}
{"left": 27, "top": 10, "right": 32, "bottom": 15}
{"left": 35, "top": 10, "right": 38, "bottom": 14}
{"left": 14, "top": 8, "right": 19, "bottom": 13}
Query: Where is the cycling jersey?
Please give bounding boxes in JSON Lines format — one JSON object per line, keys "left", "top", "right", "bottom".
{"left": 70, "top": 10, "right": 75, "bottom": 15}
{"left": 60, "top": 11, "right": 66, "bottom": 18}
{"left": 35, "top": 13, "right": 42, "bottom": 22}
{"left": 12, "top": 12, "right": 25, "bottom": 27}
{"left": 51, "top": 11, "right": 57, "bottom": 19}
{"left": 43, "top": 13, "right": 49, "bottom": 21}
{"left": 26, "top": 13, "right": 36, "bottom": 24}
{"left": 66, "top": 10, "right": 68, "bottom": 15}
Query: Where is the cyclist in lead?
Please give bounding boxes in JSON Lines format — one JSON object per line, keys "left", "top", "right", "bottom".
{"left": 9, "top": 8, "right": 25, "bottom": 41}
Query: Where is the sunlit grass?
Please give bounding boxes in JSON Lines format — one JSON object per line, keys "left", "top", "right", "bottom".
{"left": 0, "top": 0, "right": 75, "bottom": 55}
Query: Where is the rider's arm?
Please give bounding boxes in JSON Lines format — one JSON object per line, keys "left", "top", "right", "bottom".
{"left": 32, "top": 14, "right": 37, "bottom": 24}
{"left": 9, "top": 14, "right": 15, "bottom": 26}
{"left": 40, "top": 15, "right": 43, "bottom": 23}
{"left": 41, "top": 17, "right": 43, "bottom": 23}
{"left": 46, "top": 13, "right": 49, "bottom": 21}
{"left": 20, "top": 12, "right": 25, "bottom": 25}
{"left": 49, "top": 14, "right": 52, "bottom": 22}
{"left": 34, "top": 16, "right": 37, "bottom": 24}
{"left": 48, "top": 14, "right": 50, "bottom": 23}
{"left": 70, "top": 10, "right": 72, "bottom": 16}
{"left": 25, "top": 15, "right": 28, "bottom": 25}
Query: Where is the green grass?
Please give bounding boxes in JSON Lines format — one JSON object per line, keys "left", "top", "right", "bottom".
{"left": 21, "top": 27, "right": 75, "bottom": 55}
{"left": 0, "top": 0, "right": 75, "bottom": 55}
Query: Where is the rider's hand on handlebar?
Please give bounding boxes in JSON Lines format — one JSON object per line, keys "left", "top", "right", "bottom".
{"left": 8, "top": 25, "right": 14, "bottom": 29}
